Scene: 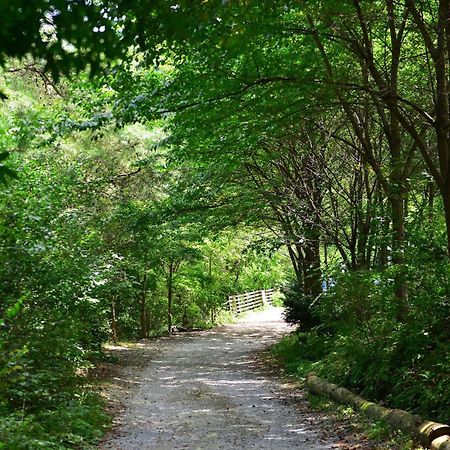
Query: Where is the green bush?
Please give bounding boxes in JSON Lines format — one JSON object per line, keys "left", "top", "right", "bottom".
{"left": 270, "top": 290, "right": 285, "bottom": 307}
{"left": 274, "top": 262, "right": 450, "bottom": 424}
{"left": 0, "top": 303, "right": 110, "bottom": 449}
{"left": 282, "top": 281, "right": 322, "bottom": 329}
{"left": 0, "top": 395, "right": 110, "bottom": 449}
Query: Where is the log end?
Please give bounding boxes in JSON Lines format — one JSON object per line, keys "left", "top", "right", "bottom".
{"left": 305, "top": 373, "right": 450, "bottom": 449}
{"left": 430, "top": 435, "right": 450, "bottom": 450}
{"left": 419, "top": 421, "right": 450, "bottom": 447}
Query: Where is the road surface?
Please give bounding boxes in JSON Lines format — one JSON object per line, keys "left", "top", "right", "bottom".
{"left": 100, "top": 307, "right": 336, "bottom": 449}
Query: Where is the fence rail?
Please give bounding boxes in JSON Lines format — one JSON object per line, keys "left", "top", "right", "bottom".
{"left": 225, "top": 288, "right": 276, "bottom": 315}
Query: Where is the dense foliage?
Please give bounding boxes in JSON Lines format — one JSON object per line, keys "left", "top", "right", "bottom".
{"left": 1, "top": 0, "right": 450, "bottom": 446}
{"left": 0, "top": 70, "right": 290, "bottom": 448}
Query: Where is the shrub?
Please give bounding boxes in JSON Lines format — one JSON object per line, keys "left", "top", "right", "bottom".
{"left": 282, "top": 280, "right": 322, "bottom": 330}
{"left": 275, "top": 262, "right": 450, "bottom": 424}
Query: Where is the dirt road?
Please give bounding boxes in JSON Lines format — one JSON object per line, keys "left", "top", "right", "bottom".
{"left": 100, "top": 307, "right": 336, "bottom": 449}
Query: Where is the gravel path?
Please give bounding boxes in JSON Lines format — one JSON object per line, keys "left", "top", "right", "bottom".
{"left": 100, "top": 307, "right": 336, "bottom": 449}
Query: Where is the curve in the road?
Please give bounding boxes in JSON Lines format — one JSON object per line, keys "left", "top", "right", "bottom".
{"left": 101, "top": 307, "right": 335, "bottom": 450}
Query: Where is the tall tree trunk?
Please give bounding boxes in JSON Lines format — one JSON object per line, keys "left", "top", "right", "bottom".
{"left": 390, "top": 191, "right": 408, "bottom": 319}
{"left": 379, "top": 216, "right": 390, "bottom": 268}
{"left": 442, "top": 187, "right": 450, "bottom": 256}
{"left": 287, "top": 243, "right": 303, "bottom": 285}
{"left": 427, "top": 180, "right": 436, "bottom": 221}
{"left": 376, "top": 184, "right": 390, "bottom": 268}
{"left": 389, "top": 105, "right": 409, "bottom": 319}
{"left": 303, "top": 225, "right": 322, "bottom": 299}
{"left": 323, "top": 242, "right": 330, "bottom": 289}
{"left": 356, "top": 223, "right": 369, "bottom": 270}
{"left": 349, "top": 237, "right": 358, "bottom": 271}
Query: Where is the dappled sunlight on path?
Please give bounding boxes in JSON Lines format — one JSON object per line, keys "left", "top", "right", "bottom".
{"left": 100, "top": 307, "right": 334, "bottom": 449}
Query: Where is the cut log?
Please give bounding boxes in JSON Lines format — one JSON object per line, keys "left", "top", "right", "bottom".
{"left": 306, "top": 373, "right": 450, "bottom": 448}
{"left": 431, "top": 435, "right": 450, "bottom": 450}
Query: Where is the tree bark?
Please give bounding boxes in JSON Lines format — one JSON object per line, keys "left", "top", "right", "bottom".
{"left": 287, "top": 243, "right": 304, "bottom": 285}
{"left": 303, "top": 224, "right": 322, "bottom": 299}
{"left": 390, "top": 189, "right": 408, "bottom": 319}
{"left": 442, "top": 188, "right": 450, "bottom": 256}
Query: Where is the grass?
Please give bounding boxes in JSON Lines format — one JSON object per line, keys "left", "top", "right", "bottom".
{"left": 0, "top": 393, "right": 110, "bottom": 449}
{"left": 307, "top": 394, "right": 422, "bottom": 449}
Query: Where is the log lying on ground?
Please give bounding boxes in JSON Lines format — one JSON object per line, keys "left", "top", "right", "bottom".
{"left": 306, "top": 373, "right": 450, "bottom": 448}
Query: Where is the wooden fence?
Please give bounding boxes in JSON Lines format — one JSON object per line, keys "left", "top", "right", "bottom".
{"left": 225, "top": 288, "right": 276, "bottom": 315}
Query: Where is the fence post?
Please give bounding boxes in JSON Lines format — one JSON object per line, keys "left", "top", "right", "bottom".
{"left": 261, "top": 289, "right": 267, "bottom": 307}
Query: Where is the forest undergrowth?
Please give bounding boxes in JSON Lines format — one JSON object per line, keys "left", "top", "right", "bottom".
{"left": 2, "top": 1, "right": 450, "bottom": 448}
{"left": 275, "top": 257, "right": 450, "bottom": 426}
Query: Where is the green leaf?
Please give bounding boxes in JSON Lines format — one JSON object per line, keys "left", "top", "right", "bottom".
{"left": 5, "top": 300, "right": 23, "bottom": 320}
